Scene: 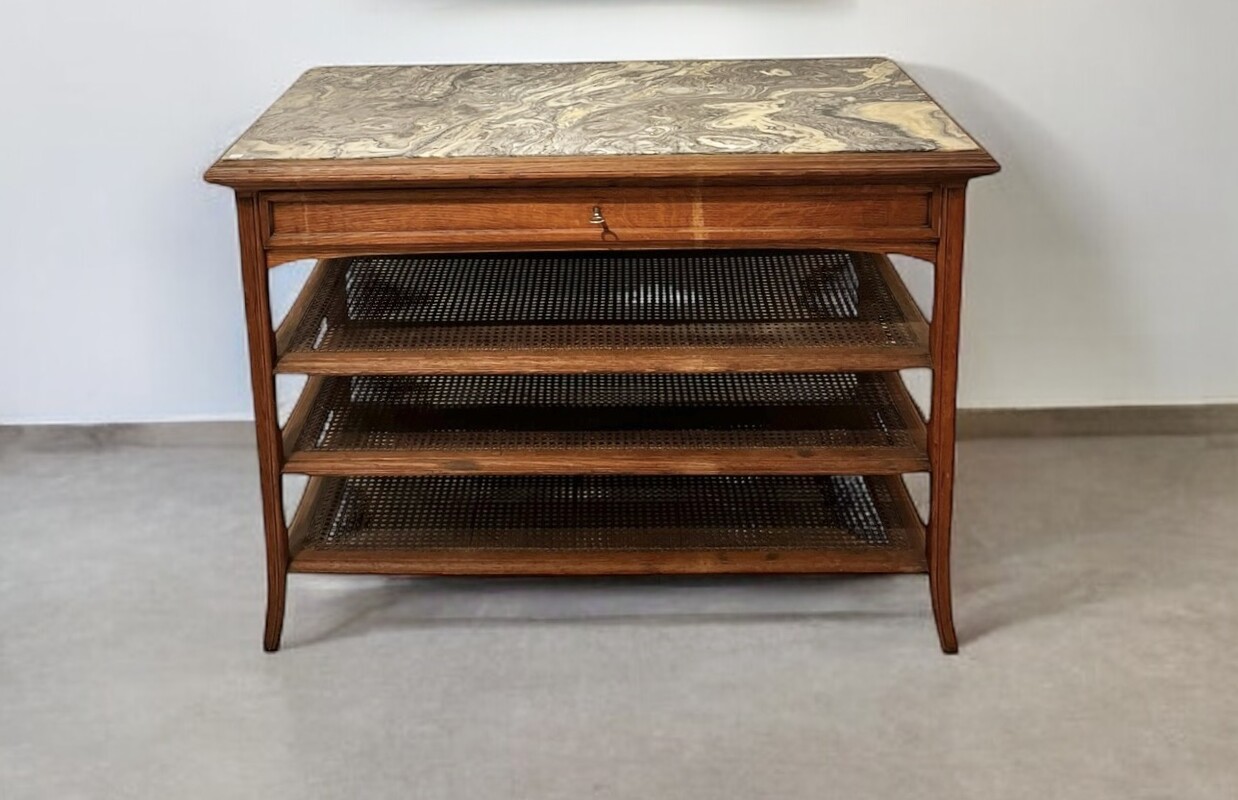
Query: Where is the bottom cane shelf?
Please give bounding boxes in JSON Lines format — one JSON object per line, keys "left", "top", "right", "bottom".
{"left": 287, "top": 474, "right": 927, "bottom": 576}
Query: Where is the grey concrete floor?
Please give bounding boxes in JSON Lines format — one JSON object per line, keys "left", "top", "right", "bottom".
{"left": 1, "top": 430, "right": 1236, "bottom": 799}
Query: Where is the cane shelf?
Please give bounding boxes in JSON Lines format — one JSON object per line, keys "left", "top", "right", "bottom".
{"left": 288, "top": 475, "right": 927, "bottom": 576}
{"left": 275, "top": 250, "right": 928, "bottom": 375}
{"left": 283, "top": 371, "right": 927, "bottom": 476}
{"left": 276, "top": 250, "right": 929, "bottom": 577}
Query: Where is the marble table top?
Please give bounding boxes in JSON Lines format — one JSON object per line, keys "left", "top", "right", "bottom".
{"left": 222, "top": 58, "right": 978, "bottom": 161}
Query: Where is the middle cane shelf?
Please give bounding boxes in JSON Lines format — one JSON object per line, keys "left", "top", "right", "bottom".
{"left": 275, "top": 248, "right": 931, "bottom": 576}
{"left": 283, "top": 371, "right": 926, "bottom": 475}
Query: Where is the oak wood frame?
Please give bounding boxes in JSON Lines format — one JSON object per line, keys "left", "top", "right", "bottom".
{"left": 285, "top": 474, "right": 929, "bottom": 577}
{"left": 233, "top": 194, "right": 288, "bottom": 652}
{"left": 212, "top": 149, "right": 996, "bottom": 653}
{"left": 270, "top": 251, "right": 932, "bottom": 376}
{"left": 279, "top": 371, "right": 930, "bottom": 477}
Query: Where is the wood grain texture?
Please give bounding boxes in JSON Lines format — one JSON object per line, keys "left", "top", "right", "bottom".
{"left": 283, "top": 444, "right": 927, "bottom": 478}
{"left": 207, "top": 151, "right": 999, "bottom": 191}
{"left": 927, "top": 184, "right": 967, "bottom": 654}
{"left": 881, "top": 371, "right": 929, "bottom": 453}
{"left": 279, "top": 375, "right": 323, "bottom": 460}
{"left": 289, "top": 546, "right": 928, "bottom": 576}
{"left": 265, "top": 238, "right": 941, "bottom": 268}
{"left": 235, "top": 194, "right": 290, "bottom": 653}
{"left": 275, "top": 343, "right": 931, "bottom": 376}
{"left": 270, "top": 248, "right": 932, "bottom": 375}
{"left": 871, "top": 250, "right": 929, "bottom": 324}
{"left": 286, "top": 474, "right": 929, "bottom": 578}
{"left": 279, "top": 370, "right": 928, "bottom": 476}
{"left": 285, "top": 476, "right": 327, "bottom": 557}
{"left": 272, "top": 260, "right": 333, "bottom": 353}
{"left": 210, "top": 60, "right": 1000, "bottom": 651}
{"left": 262, "top": 185, "right": 936, "bottom": 255}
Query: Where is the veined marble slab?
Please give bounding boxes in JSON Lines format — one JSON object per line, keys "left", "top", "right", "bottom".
{"left": 223, "top": 58, "right": 978, "bottom": 161}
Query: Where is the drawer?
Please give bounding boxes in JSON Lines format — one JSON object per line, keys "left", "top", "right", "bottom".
{"left": 262, "top": 185, "right": 937, "bottom": 259}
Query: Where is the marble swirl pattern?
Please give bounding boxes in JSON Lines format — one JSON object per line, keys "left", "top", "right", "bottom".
{"left": 223, "top": 58, "right": 978, "bottom": 161}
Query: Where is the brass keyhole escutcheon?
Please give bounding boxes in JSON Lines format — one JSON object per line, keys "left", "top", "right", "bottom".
{"left": 589, "top": 206, "right": 606, "bottom": 226}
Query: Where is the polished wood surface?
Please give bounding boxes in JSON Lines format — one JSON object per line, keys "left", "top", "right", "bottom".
{"left": 261, "top": 185, "right": 937, "bottom": 257}
{"left": 265, "top": 239, "right": 942, "bottom": 267}
{"left": 272, "top": 261, "right": 335, "bottom": 355}
{"left": 276, "top": 342, "right": 931, "bottom": 376}
{"left": 272, "top": 252, "right": 931, "bottom": 376}
{"left": 281, "top": 372, "right": 927, "bottom": 477}
{"left": 289, "top": 542, "right": 929, "bottom": 576}
{"left": 286, "top": 476, "right": 929, "bottom": 576}
{"left": 234, "top": 194, "right": 289, "bottom": 653}
{"left": 206, "top": 150, "right": 998, "bottom": 191}
{"left": 284, "top": 447, "right": 926, "bottom": 476}
{"left": 927, "top": 185, "right": 968, "bottom": 654}
{"left": 209, "top": 62, "right": 995, "bottom": 651}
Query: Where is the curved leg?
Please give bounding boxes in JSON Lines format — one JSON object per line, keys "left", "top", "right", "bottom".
{"left": 928, "top": 186, "right": 967, "bottom": 654}
{"left": 236, "top": 194, "right": 290, "bottom": 653}
{"left": 264, "top": 568, "right": 288, "bottom": 652}
{"left": 928, "top": 477, "right": 959, "bottom": 654}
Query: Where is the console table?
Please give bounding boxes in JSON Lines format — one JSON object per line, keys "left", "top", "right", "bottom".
{"left": 205, "top": 58, "right": 998, "bottom": 652}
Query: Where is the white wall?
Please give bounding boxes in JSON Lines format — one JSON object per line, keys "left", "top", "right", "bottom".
{"left": 1, "top": 1, "right": 1235, "bottom": 424}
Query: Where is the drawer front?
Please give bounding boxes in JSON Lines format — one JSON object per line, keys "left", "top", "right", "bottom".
{"left": 263, "top": 186, "right": 937, "bottom": 257}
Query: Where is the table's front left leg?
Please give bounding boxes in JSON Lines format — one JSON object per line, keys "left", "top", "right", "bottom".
{"left": 235, "top": 193, "right": 289, "bottom": 652}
